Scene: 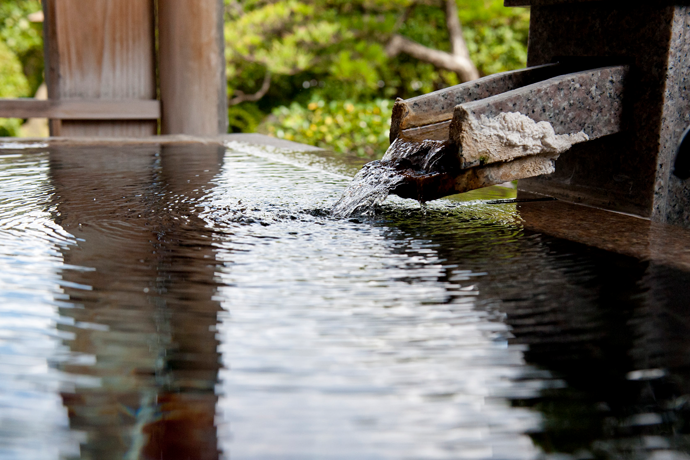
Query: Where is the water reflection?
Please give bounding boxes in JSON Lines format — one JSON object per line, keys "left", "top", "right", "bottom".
{"left": 376, "top": 204, "right": 690, "bottom": 458}
{"left": 49, "top": 145, "right": 224, "bottom": 459}
{"left": 0, "top": 142, "right": 689, "bottom": 459}
{"left": 0, "top": 149, "right": 79, "bottom": 459}
{"left": 194, "top": 150, "right": 544, "bottom": 459}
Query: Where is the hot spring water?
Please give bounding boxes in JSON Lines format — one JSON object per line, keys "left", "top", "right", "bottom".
{"left": 1, "top": 140, "right": 689, "bottom": 460}
{"left": 331, "top": 138, "right": 456, "bottom": 218}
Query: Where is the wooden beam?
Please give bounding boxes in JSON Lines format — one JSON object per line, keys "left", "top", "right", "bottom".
{"left": 158, "top": 0, "right": 228, "bottom": 135}
{"left": 0, "top": 99, "right": 160, "bottom": 120}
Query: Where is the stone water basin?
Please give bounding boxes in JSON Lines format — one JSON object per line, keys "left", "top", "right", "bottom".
{"left": 1, "top": 136, "right": 689, "bottom": 460}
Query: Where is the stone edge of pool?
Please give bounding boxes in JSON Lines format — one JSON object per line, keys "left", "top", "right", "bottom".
{"left": 0, "top": 133, "right": 325, "bottom": 152}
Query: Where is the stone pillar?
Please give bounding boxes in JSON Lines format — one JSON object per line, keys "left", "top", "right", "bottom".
{"left": 507, "top": 0, "right": 690, "bottom": 227}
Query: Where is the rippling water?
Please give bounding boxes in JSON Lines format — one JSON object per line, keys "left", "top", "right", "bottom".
{"left": 0, "top": 141, "right": 689, "bottom": 460}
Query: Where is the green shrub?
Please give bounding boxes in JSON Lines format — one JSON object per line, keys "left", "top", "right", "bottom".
{"left": 0, "top": 0, "right": 43, "bottom": 94}
{"left": 464, "top": 13, "right": 529, "bottom": 76}
{"left": 261, "top": 98, "right": 393, "bottom": 159}
{"left": 0, "top": 0, "right": 43, "bottom": 137}
{"left": 238, "top": 1, "right": 529, "bottom": 157}
{"left": 228, "top": 102, "right": 267, "bottom": 133}
{"left": 0, "top": 38, "right": 30, "bottom": 137}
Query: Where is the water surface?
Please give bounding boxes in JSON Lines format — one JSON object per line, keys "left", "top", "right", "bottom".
{"left": 0, "top": 141, "right": 688, "bottom": 460}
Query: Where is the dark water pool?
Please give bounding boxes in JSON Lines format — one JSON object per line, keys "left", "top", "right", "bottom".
{"left": 0, "top": 141, "right": 689, "bottom": 460}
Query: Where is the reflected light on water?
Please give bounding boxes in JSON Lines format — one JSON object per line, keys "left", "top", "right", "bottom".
{"left": 0, "top": 142, "right": 688, "bottom": 460}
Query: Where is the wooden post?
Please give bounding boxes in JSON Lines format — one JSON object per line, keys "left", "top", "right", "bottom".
{"left": 43, "top": 0, "right": 158, "bottom": 137}
{"left": 158, "top": 0, "right": 228, "bottom": 135}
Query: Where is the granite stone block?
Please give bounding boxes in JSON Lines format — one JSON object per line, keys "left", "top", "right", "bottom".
{"left": 451, "top": 66, "right": 627, "bottom": 140}
{"left": 515, "top": 3, "right": 690, "bottom": 226}
{"left": 390, "top": 64, "right": 561, "bottom": 142}
{"left": 658, "top": 8, "right": 690, "bottom": 225}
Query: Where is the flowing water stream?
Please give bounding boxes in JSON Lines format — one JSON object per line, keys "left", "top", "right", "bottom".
{"left": 1, "top": 141, "right": 689, "bottom": 460}
{"left": 331, "top": 138, "right": 457, "bottom": 218}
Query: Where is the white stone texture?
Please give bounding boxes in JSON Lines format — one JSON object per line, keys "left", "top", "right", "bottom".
{"left": 458, "top": 111, "right": 589, "bottom": 167}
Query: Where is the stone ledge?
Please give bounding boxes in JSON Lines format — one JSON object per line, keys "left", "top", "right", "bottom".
{"left": 0, "top": 133, "right": 323, "bottom": 152}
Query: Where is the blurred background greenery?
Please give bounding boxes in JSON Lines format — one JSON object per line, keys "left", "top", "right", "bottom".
{"left": 0, "top": 0, "right": 43, "bottom": 137}
{"left": 225, "top": 0, "right": 529, "bottom": 158}
{"left": 0, "top": 0, "right": 529, "bottom": 158}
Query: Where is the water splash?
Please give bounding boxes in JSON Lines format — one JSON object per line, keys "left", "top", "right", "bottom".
{"left": 381, "top": 138, "right": 449, "bottom": 171}
{"left": 331, "top": 138, "right": 458, "bottom": 218}
{"left": 330, "top": 161, "right": 406, "bottom": 219}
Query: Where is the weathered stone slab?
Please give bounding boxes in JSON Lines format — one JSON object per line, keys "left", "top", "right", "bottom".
{"left": 448, "top": 66, "right": 627, "bottom": 169}
{"left": 390, "top": 64, "right": 560, "bottom": 142}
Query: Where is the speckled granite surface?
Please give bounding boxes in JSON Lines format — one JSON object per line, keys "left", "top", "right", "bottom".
{"left": 451, "top": 66, "right": 626, "bottom": 139}
{"left": 390, "top": 64, "right": 562, "bottom": 141}
{"left": 516, "top": 3, "right": 690, "bottom": 226}
{"left": 658, "top": 9, "right": 690, "bottom": 226}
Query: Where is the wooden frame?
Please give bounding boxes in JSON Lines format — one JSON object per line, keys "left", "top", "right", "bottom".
{"left": 0, "top": 99, "right": 160, "bottom": 120}
{"left": 0, "top": 0, "right": 226, "bottom": 138}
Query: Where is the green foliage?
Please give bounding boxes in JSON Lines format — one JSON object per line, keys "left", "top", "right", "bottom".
{"left": 224, "top": 0, "right": 407, "bottom": 104}
{"left": 0, "top": 0, "right": 44, "bottom": 137}
{"left": 225, "top": 0, "right": 529, "bottom": 100}
{"left": 0, "top": 39, "right": 30, "bottom": 137}
{"left": 0, "top": 39, "right": 29, "bottom": 98}
{"left": 0, "top": 0, "right": 43, "bottom": 94}
{"left": 460, "top": 0, "right": 529, "bottom": 75}
{"left": 225, "top": 0, "right": 530, "bottom": 156}
{"left": 228, "top": 102, "right": 266, "bottom": 133}
{"left": 261, "top": 98, "right": 393, "bottom": 157}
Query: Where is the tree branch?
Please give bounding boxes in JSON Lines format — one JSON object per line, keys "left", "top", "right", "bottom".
{"left": 445, "top": 0, "right": 470, "bottom": 60}
{"left": 386, "top": 35, "right": 478, "bottom": 83}
{"left": 228, "top": 71, "right": 272, "bottom": 106}
{"left": 386, "top": 0, "right": 479, "bottom": 83}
